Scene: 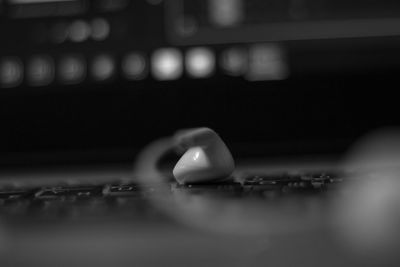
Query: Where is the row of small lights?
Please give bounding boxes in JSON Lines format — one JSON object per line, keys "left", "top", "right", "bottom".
{"left": 0, "top": 44, "right": 288, "bottom": 88}
{"left": 37, "top": 18, "right": 111, "bottom": 44}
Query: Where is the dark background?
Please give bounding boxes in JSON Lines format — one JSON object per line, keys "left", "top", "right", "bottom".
{"left": 1, "top": 0, "right": 400, "bottom": 165}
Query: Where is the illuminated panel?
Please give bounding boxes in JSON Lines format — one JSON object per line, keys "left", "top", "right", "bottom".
{"left": 166, "top": 0, "right": 400, "bottom": 45}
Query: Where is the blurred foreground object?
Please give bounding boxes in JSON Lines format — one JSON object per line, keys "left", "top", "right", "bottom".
{"left": 335, "top": 128, "right": 400, "bottom": 263}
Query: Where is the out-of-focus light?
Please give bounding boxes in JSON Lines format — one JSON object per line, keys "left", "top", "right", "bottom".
{"left": 27, "top": 55, "right": 54, "bottom": 86}
{"left": 220, "top": 47, "right": 248, "bottom": 76}
{"left": 209, "top": 0, "right": 243, "bottom": 27}
{"left": 122, "top": 52, "right": 147, "bottom": 80}
{"left": 91, "top": 54, "right": 115, "bottom": 81}
{"left": 246, "top": 44, "right": 289, "bottom": 81}
{"left": 91, "top": 18, "right": 110, "bottom": 41}
{"left": 58, "top": 55, "right": 86, "bottom": 84}
{"left": 69, "top": 20, "right": 91, "bottom": 42}
{"left": 0, "top": 57, "right": 23, "bottom": 88}
{"left": 176, "top": 16, "right": 198, "bottom": 37}
{"left": 151, "top": 48, "right": 183, "bottom": 81}
{"left": 185, "top": 47, "right": 215, "bottom": 78}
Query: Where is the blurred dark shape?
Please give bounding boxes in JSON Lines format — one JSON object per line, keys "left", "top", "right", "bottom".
{"left": 334, "top": 128, "right": 400, "bottom": 264}
{"left": 0, "top": 0, "right": 399, "bottom": 162}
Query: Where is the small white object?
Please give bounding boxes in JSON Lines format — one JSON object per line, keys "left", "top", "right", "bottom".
{"left": 173, "top": 128, "right": 235, "bottom": 184}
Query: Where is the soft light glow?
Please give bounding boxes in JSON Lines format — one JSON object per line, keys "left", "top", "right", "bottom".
{"left": 246, "top": 44, "right": 289, "bottom": 81}
{"left": 91, "top": 54, "right": 115, "bottom": 81}
{"left": 91, "top": 18, "right": 110, "bottom": 41}
{"left": 58, "top": 55, "right": 86, "bottom": 84}
{"left": 220, "top": 47, "right": 248, "bottom": 76}
{"left": 208, "top": 0, "right": 243, "bottom": 27}
{"left": 0, "top": 57, "right": 23, "bottom": 88}
{"left": 122, "top": 52, "right": 147, "bottom": 80}
{"left": 69, "top": 20, "right": 91, "bottom": 42}
{"left": 186, "top": 47, "right": 215, "bottom": 78}
{"left": 27, "top": 55, "right": 54, "bottom": 86}
{"left": 151, "top": 48, "right": 182, "bottom": 81}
